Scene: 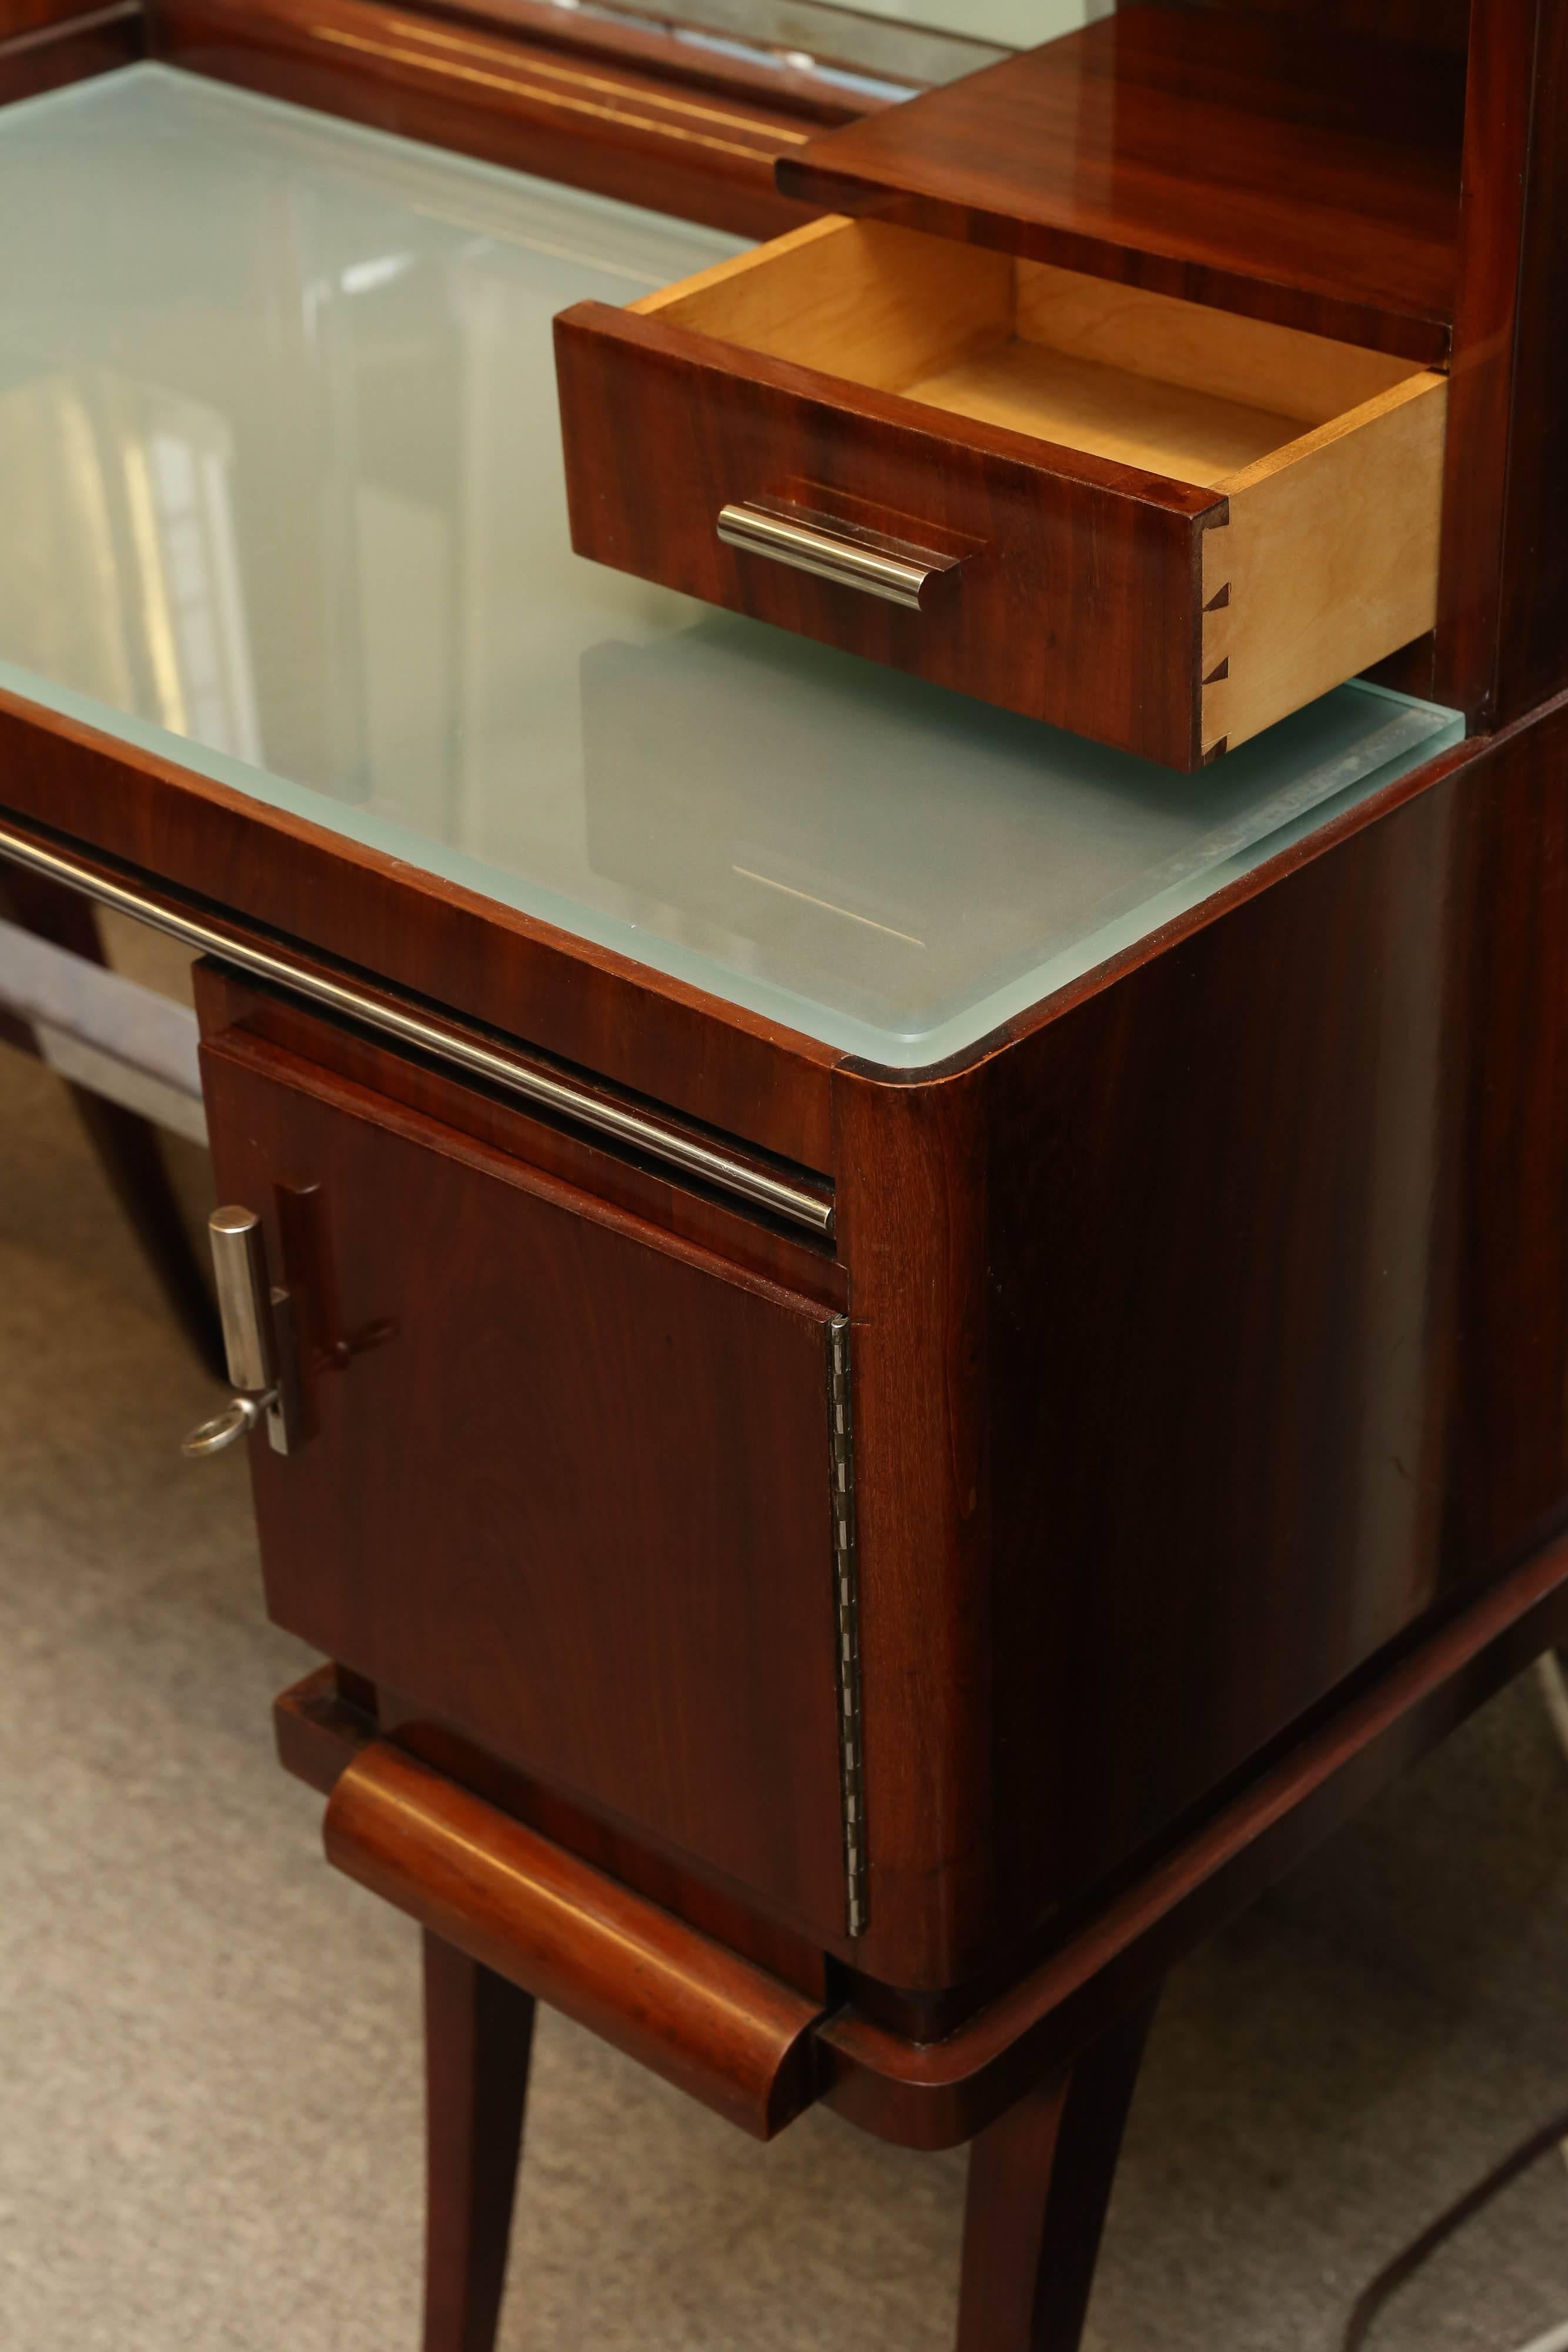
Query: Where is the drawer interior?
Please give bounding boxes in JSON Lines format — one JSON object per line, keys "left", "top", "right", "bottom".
{"left": 634, "top": 216, "right": 1433, "bottom": 492}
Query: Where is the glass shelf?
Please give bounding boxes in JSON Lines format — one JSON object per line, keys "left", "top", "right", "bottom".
{"left": 0, "top": 65, "right": 1461, "bottom": 1068}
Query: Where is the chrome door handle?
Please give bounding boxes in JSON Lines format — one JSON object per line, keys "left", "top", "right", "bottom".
{"left": 716, "top": 502, "right": 964, "bottom": 610}
{"left": 210, "top": 1205, "right": 276, "bottom": 1394}
{"left": 182, "top": 1207, "right": 298, "bottom": 1458}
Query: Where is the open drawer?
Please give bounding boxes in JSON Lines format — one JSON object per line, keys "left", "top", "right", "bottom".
{"left": 554, "top": 216, "right": 1446, "bottom": 770}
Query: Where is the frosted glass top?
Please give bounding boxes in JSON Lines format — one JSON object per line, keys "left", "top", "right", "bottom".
{"left": 0, "top": 67, "right": 1460, "bottom": 1070}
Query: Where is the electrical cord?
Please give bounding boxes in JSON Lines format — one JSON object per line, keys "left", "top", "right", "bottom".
{"left": 1343, "top": 1655, "right": 1568, "bottom": 2348}
{"left": 1340, "top": 2100, "right": 1568, "bottom": 2350}
{"left": 1510, "top": 2323, "right": 1568, "bottom": 2352}
{"left": 1538, "top": 1651, "right": 1568, "bottom": 1770}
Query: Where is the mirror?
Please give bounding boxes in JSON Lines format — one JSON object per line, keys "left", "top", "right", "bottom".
{"left": 831, "top": 1, "right": 1099, "bottom": 43}
{"left": 653, "top": 2, "right": 1108, "bottom": 89}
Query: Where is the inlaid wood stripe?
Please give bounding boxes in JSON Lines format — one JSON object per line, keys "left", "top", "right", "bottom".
{"left": 312, "top": 21, "right": 810, "bottom": 162}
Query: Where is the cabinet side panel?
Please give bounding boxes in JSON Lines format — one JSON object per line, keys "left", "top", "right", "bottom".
{"left": 979, "top": 704, "right": 1568, "bottom": 1952}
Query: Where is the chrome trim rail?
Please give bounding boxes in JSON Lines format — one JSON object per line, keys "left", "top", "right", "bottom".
{"left": 0, "top": 816, "right": 834, "bottom": 1238}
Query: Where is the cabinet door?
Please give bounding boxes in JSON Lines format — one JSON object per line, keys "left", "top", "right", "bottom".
{"left": 201, "top": 1037, "right": 850, "bottom": 1939}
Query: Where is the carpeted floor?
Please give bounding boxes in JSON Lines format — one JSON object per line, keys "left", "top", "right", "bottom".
{"left": 2, "top": 926, "right": 1567, "bottom": 2352}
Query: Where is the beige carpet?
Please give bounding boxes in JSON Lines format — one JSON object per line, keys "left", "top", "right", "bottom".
{"left": 2, "top": 931, "right": 1567, "bottom": 2351}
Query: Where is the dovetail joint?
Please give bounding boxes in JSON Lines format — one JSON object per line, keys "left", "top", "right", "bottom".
{"left": 828, "top": 1314, "right": 868, "bottom": 1940}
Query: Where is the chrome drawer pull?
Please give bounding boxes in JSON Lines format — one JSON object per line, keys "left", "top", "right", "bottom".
{"left": 717, "top": 502, "right": 959, "bottom": 610}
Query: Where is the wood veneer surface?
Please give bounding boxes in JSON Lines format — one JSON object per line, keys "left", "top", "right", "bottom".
{"left": 831, "top": 697, "right": 1568, "bottom": 1993}
{"left": 200, "top": 1028, "right": 851, "bottom": 1939}
{"left": 780, "top": 7, "right": 1464, "bottom": 361}
{"left": 902, "top": 343, "right": 1302, "bottom": 486}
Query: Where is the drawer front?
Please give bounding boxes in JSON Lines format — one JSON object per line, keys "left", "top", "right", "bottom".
{"left": 556, "top": 302, "right": 1218, "bottom": 769}
{"left": 201, "top": 1037, "right": 852, "bottom": 1940}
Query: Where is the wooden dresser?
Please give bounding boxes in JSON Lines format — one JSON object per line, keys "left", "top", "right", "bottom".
{"left": 1, "top": 3, "right": 1565, "bottom": 2345}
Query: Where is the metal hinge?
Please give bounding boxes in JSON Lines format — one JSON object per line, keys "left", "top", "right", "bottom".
{"left": 828, "top": 1315, "right": 868, "bottom": 1940}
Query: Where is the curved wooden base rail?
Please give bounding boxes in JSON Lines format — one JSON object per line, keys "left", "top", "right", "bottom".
{"left": 322, "top": 1740, "right": 825, "bottom": 2140}
{"left": 282, "top": 1508, "right": 1568, "bottom": 2168}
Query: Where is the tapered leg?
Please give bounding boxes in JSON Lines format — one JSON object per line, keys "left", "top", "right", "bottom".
{"left": 957, "top": 2001, "right": 1157, "bottom": 2352}
{"left": 68, "top": 1085, "right": 228, "bottom": 1381}
{"left": 423, "top": 1931, "right": 536, "bottom": 2352}
{"left": 0, "top": 869, "right": 225, "bottom": 1379}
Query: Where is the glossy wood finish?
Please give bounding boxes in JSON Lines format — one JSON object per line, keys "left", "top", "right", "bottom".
{"left": 955, "top": 2003, "right": 1155, "bottom": 2352}
{"left": 150, "top": 0, "right": 820, "bottom": 241}
{"left": 827, "top": 692, "right": 1568, "bottom": 1997}
{"left": 830, "top": 1058, "right": 990, "bottom": 1996}
{"left": 326, "top": 1741, "right": 825, "bottom": 2137}
{"left": 1181, "top": 0, "right": 1471, "bottom": 48}
{"left": 13, "top": 15, "right": 1568, "bottom": 2347}
{"left": 1429, "top": 0, "right": 1542, "bottom": 721}
{"left": 0, "top": 0, "right": 139, "bottom": 101}
{"left": 2, "top": 0, "right": 129, "bottom": 32}
{"left": 423, "top": 1933, "right": 534, "bottom": 2352}
{"left": 1484, "top": 0, "right": 1568, "bottom": 728}
{"left": 779, "top": 8, "right": 1464, "bottom": 362}
{"left": 273, "top": 1662, "right": 833, "bottom": 2001}
{"left": 555, "top": 296, "right": 1223, "bottom": 769}
{"left": 193, "top": 672, "right": 1568, "bottom": 2014}
{"left": 279, "top": 1488, "right": 1568, "bottom": 2166}
{"left": 199, "top": 1021, "right": 851, "bottom": 1936}
{"left": 376, "top": 1695, "right": 835, "bottom": 2001}
{"left": 979, "top": 800, "right": 1470, "bottom": 1933}
{"left": 0, "top": 706, "right": 842, "bottom": 1174}
{"left": 820, "top": 1516, "right": 1568, "bottom": 2149}
{"left": 12, "top": 0, "right": 1568, "bottom": 2004}
{"left": 273, "top": 1659, "right": 376, "bottom": 1793}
